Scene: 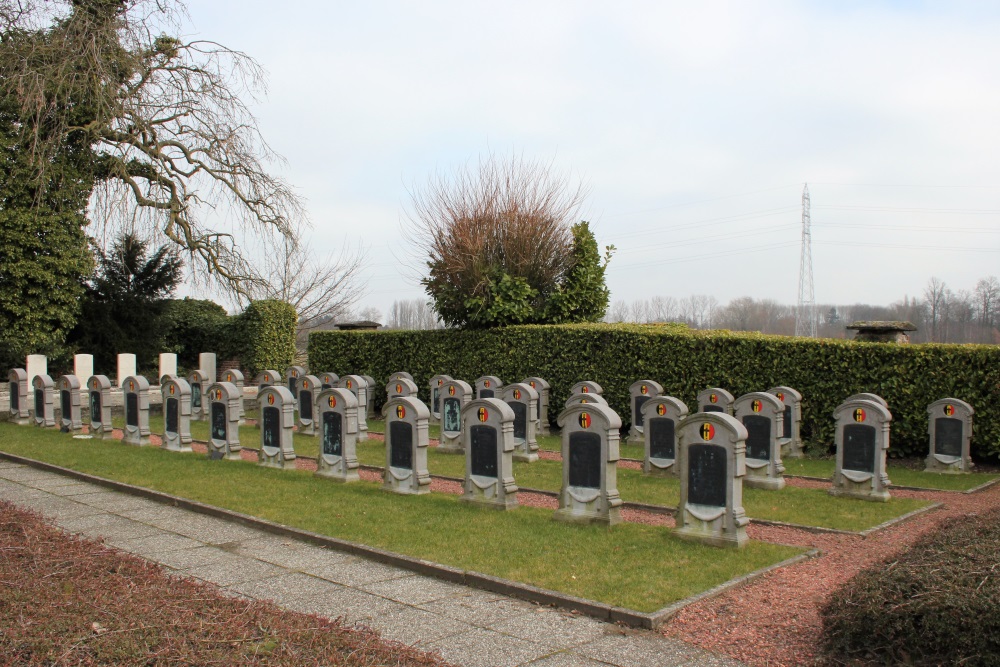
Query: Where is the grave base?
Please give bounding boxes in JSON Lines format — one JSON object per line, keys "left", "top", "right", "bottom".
{"left": 459, "top": 492, "right": 518, "bottom": 510}
{"left": 382, "top": 482, "right": 431, "bottom": 495}
{"left": 924, "top": 454, "right": 971, "bottom": 474}
{"left": 123, "top": 433, "right": 150, "bottom": 447}
{"left": 436, "top": 438, "right": 464, "bottom": 455}
{"left": 744, "top": 473, "right": 786, "bottom": 491}
{"left": 627, "top": 430, "right": 644, "bottom": 445}
{"left": 828, "top": 485, "right": 891, "bottom": 502}
{"left": 513, "top": 450, "right": 539, "bottom": 463}
{"left": 357, "top": 428, "right": 369, "bottom": 442}
{"left": 674, "top": 525, "right": 748, "bottom": 549}
{"left": 162, "top": 441, "right": 193, "bottom": 453}
{"left": 10, "top": 416, "right": 31, "bottom": 426}
{"left": 259, "top": 457, "right": 297, "bottom": 470}
{"left": 643, "top": 460, "right": 677, "bottom": 477}
{"left": 208, "top": 447, "right": 242, "bottom": 461}
{"left": 552, "top": 506, "right": 621, "bottom": 526}
{"left": 298, "top": 425, "right": 316, "bottom": 437}
{"left": 314, "top": 468, "right": 360, "bottom": 483}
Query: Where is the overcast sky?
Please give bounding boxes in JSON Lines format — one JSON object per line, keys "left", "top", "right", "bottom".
{"left": 184, "top": 1, "right": 1000, "bottom": 318}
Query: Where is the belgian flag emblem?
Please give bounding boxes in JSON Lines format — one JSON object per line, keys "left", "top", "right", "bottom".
{"left": 656, "top": 403, "right": 667, "bottom": 416}
{"left": 478, "top": 407, "right": 489, "bottom": 422}
{"left": 752, "top": 399, "right": 762, "bottom": 413}
{"left": 328, "top": 395, "right": 336, "bottom": 408}
{"left": 484, "top": 380, "right": 491, "bottom": 388}
{"left": 944, "top": 404, "right": 955, "bottom": 416}
{"left": 710, "top": 393, "right": 718, "bottom": 403}
{"left": 347, "top": 380, "right": 352, "bottom": 389}
{"left": 579, "top": 412, "right": 592, "bottom": 429}
{"left": 641, "top": 385, "right": 648, "bottom": 395}
{"left": 513, "top": 389, "right": 521, "bottom": 400}
{"left": 227, "top": 373, "right": 232, "bottom": 382}
{"left": 169, "top": 384, "right": 175, "bottom": 396}
{"left": 853, "top": 408, "right": 866, "bottom": 423}
{"left": 303, "top": 380, "right": 309, "bottom": 390}
{"left": 268, "top": 393, "right": 275, "bottom": 406}
{"left": 396, "top": 405, "right": 406, "bottom": 419}
{"left": 701, "top": 422, "right": 715, "bottom": 441}
{"left": 582, "top": 386, "right": 589, "bottom": 393}
{"left": 129, "top": 380, "right": 135, "bottom": 392}
{"left": 777, "top": 392, "right": 785, "bottom": 402}
{"left": 448, "top": 386, "right": 456, "bottom": 396}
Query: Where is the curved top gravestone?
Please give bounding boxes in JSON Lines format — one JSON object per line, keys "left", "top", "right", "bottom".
{"left": 569, "top": 380, "right": 603, "bottom": 396}
{"left": 285, "top": 366, "right": 306, "bottom": 398}
{"left": 641, "top": 395, "right": 689, "bottom": 471}
{"left": 388, "top": 371, "right": 414, "bottom": 383}
{"left": 474, "top": 376, "right": 503, "bottom": 399}
{"left": 386, "top": 377, "right": 418, "bottom": 399}
{"left": 554, "top": 401, "right": 622, "bottom": 525}
{"left": 846, "top": 393, "right": 888, "bottom": 408}
{"left": 831, "top": 397, "right": 893, "bottom": 501}
{"left": 629, "top": 379, "right": 663, "bottom": 440}
{"left": 564, "top": 392, "right": 608, "bottom": 409}
{"left": 255, "top": 370, "right": 281, "bottom": 387}
{"left": 318, "top": 372, "right": 340, "bottom": 389}
{"left": 926, "top": 397, "right": 974, "bottom": 473}
{"left": 697, "top": 387, "right": 735, "bottom": 415}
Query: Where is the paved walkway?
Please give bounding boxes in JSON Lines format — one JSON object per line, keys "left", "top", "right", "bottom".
{"left": 0, "top": 459, "right": 742, "bottom": 667}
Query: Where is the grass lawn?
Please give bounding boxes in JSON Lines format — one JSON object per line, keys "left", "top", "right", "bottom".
{"left": 0, "top": 422, "right": 801, "bottom": 613}
{"left": 781, "top": 457, "right": 997, "bottom": 492}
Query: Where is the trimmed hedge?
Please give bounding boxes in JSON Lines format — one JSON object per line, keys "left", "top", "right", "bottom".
{"left": 820, "top": 507, "right": 1000, "bottom": 665}
{"left": 230, "top": 300, "right": 296, "bottom": 378}
{"left": 308, "top": 323, "right": 1000, "bottom": 460}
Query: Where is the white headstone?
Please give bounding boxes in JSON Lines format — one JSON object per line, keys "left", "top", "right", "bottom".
{"left": 116, "top": 353, "right": 137, "bottom": 387}
{"left": 159, "top": 353, "right": 178, "bottom": 380}
{"left": 26, "top": 355, "right": 47, "bottom": 385}
{"left": 73, "top": 354, "right": 94, "bottom": 385}
{"left": 199, "top": 352, "right": 217, "bottom": 382}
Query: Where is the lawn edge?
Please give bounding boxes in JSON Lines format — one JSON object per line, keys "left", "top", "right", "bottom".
{"left": 857, "top": 500, "right": 945, "bottom": 537}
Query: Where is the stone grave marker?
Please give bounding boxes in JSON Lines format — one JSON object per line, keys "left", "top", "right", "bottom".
{"left": 315, "top": 387, "right": 360, "bottom": 482}
{"left": 767, "top": 386, "right": 804, "bottom": 458}
{"left": 88, "top": 375, "right": 113, "bottom": 439}
{"left": 830, "top": 398, "right": 892, "bottom": 502}
{"left": 460, "top": 398, "right": 518, "bottom": 509}
{"left": 628, "top": 379, "right": 663, "bottom": 443}
{"left": 501, "top": 382, "right": 539, "bottom": 462}
{"left": 553, "top": 402, "right": 622, "bottom": 525}
{"left": 161, "top": 376, "right": 193, "bottom": 452}
{"left": 8, "top": 368, "right": 29, "bottom": 425}
{"left": 428, "top": 374, "right": 453, "bottom": 425}
{"left": 925, "top": 398, "right": 974, "bottom": 474}
{"left": 438, "top": 379, "right": 473, "bottom": 453}
{"left": 257, "top": 385, "right": 296, "bottom": 469}
{"left": 361, "top": 375, "right": 377, "bottom": 421}
{"left": 523, "top": 376, "right": 551, "bottom": 436}
{"left": 697, "top": 387, "right": 735, "bottom": 415}
{"left": 74, "top": 354, "right": 94, "bottom": 386}
{"left": 733, "top": 392, "right": 785, "bottom": 490}
{"left": 187, "top": 370, "right": 209, "bottom": 422}
{"left": 32, "top": 374, "right": 56, "bottom": 428}
{"left": 199, "top": 352, "right": 217, "bottom": 384}
{"left": 564, "top": 392, "right": 608, "bottom": 409}
{"left": 389, "top": 371, "right": 414, "bottom": 383}
{"left": 336, "top": 375, "right": 369, "bottom": 442}
{"left": 675, "top": 412, "right": 749, "bottom": 548}
{"left": 569, "top": 380, "right": 603, "bottom": 396}
{"left": 846, "top": 392, "right": 888, "bottom": 408}
{"left": 297, "top": 374, "right": 321, "bottom": 436}
{"left": 255, "top": 370, "right": 280, "bottom": 388}
{"left": 285, "top": 365, "right": 306, "bottom": 399}
{"left": 318, "top": 372, "right": 340, "bottom": 390}
{"left": 159, "top": 353, "right": 177, "bottom": 381}
{"left": 641, "top": 395, "right": 689, "bottom": 476}
{"left": 475, "top": 375, "right": 503, "bottom": 399}
{"left": 222, "top": 369, "right": 246, "bottom": 424}
{"left": 26, "top": 354, "right": 47, "bottom": 385}
{"left": 58, "top": 375, "right": 83, "bottom": 432}
{"left": 382, "top": 396, "right": 431, "bottom": 494}
{"left": 206, "top": 382, "right": 242, "bottom": 460}
{"left": 386, "top": 377, "right": 418, "bottom": 400}
{"left": 116, "top": 353, "right": 137, "bottom": 388}
{"left": 122, "top": 375, "right": 151, "bottom": 446}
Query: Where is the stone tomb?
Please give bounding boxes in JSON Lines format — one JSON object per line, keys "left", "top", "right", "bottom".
{"left": 382, "top": 396, "right": 431, "bottom": 495}
{"left": 32, "top": 374, "right": 56, "bottom": 428}
{"left": 830, "top": 398, "right": 892, "bottom": 502}
{"left": 74, "top": 354, "right": 94, "bottom": 386}
{"left": 221, "top": 369, "right": 246, "bottom": 424}
{"left": 438, "top": 379, "right": 473, "bottom": 454}
{"left": 122, "top": 376, "right": 151, "bottom": 446}
{"left": 697, "top": 387, "right": 735, "bottom": 415}
{"left": 116, "top": 353, "right": 137, "bottom": 388}
{"left": 553, "top": 403, "right": 622, "bottom": 526}
{"left": 523, "top": 376, "right": 551, "bottom": 436}
{"left": 767, "top": 386, "right": 804, "bottom": 458}
{"left": 460, "top": 398, "right": 518, "bottom": 509}
{"left": 628, "top": 379, "right": 663, "bottom": 443}
{"left": 733, "top": 392, "right": 785, "bottom": 490}
{"left": 428, "top": 374, "right": 453, "bottom": 425}
{"left": 297, "top": 374, "right": 321, "bottom": 436}
{"left": 257, "top": 385, "right": 296, "bottom": 469}
{"left": 314, "top": 388, "right": 359, "bottom": 481}
{"left": 386, "top": 377, "right": 418, "bottom": 400}
{"left": 199, "top": 352, "right": 217, "bottom": 385}
{"left": 475, "top": 375, "right": 503, "bottom": 399}
{"left": 501, "top": 382, "right": 539, "bottom": 463}
{"left": 58, "top": 375, "right": 83, "bottom": 432}
{"left": 88, "top": 375, "right": 113, "bottom": 439}
{"left": 641, "top": 396, "right": 689, "bottom": 476}
{"left": 161, "top": 376, "right": 193, "bottom": 452}
{"left": 206, "top": 382, "right": 242, "bottom": 460}
{"left": 255, "top": 370, "right": 280, "bottom": 388}
{"left": 26, "top": 354, "right": 47, "bottom": 385}
{"left": 318, "top": 372, "right": 340, "bottom": 390}
{"left": 8, "top": 368, "right": 29, "bottom": 425}
{"left": 569, "top": 380, "right": 603, "bottom": 396}
{"left": 925, "top": 398, "right": 974, "bottom": 474}
{"left": 336, "top": 375, "right": 369, "bottom": 442}
{"left": 564, "top": 392, "right": 608, "bottom": 409}
{"left": 361, "top": 375, "right": 377, "bottom": 421}
{"left": 285, "top": 365, "right": 306, "bottom": 399}
{"left": 187, "top": 370, "right": 209, "bottom": 421}
{"left": 675, "top": 412, "right": 749, "bottom": 548}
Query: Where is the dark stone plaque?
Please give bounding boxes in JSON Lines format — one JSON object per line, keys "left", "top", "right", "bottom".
{"left": 126, "top": 392, "right": 138, "bottom": 428}
{"left": 934, "top": 417, "right": 963, "bottom": 458}
{"left": 166, "top": 397, "right": 178, "bottom": 434}
{"left": 389, "top": 421, "right": 413, "bottom": 469}
{"left": 34, "top": 389, "right": 43, "bottom": 417}
{"left": 470, "top": 425, "right": 498, "bottom": 477}
{"left": 634, "top": 396, "right": 649, "bottom": 428}
{"left": 299, "top": 390, "right": 313, "bottom": 421}
{"left": 288, "top": 377, "right": 298, "bottom": 398}
{"left": 443, "top": 398, "right": 461, "bottom": 433}
{"left": 688, "top": 443, "right": 727, "bottom": 507}
{"left": 322, "top": 383, "right": 333, "bottom": 390}
{"left": 60, "top": 390, "right": 71, "bottom": 420}
{"left": 90, "top": 392, "right": 100, "bottom": 423}
{"left": 703, "top": 405, "right": 724, "bottom": 413}
{"left": 211, "top": 402, "right": 226, "bottom": 441}
{"left": 510, "top": 400, "right": 527, "bottom": 441}
{"left": 842, "top": 424, "right": 876, "bottom": 473}
{"left": 263, "top": 406, "right": 280, "bottom": 450}
{"left": 209, "top": 450, "right": 225, "bottom": 460}
{"left": 432, "top": 387, "right": 440, "bottom": 415}
{"left": 9, "top": 382, "right": 17, "bottom": 412}
{"left": 743, "top": 415, "right": 771, "bottom": 461}
{"left": 649, "top": 418, "right": 675, "bottom": 460}
{"left": 322, "top": 410, "right": 342, "bottom": 456}
{"left": 191, "top": 383, "right": 201, "bottom": 408}
{"left": 782, "top": 405, "right": 792, "bottom": 439}
{"left": 569, "top": 432, "right": 601, "bottom": 489}
{"left": 480, "top": 389, "right": 494, "bottom": 399}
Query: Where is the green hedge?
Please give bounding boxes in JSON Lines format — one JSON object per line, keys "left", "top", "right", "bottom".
{"left": 230, "top": 300, "right": 296, "bottom": 378}
{"left": 308, "top": 323, "right": 1000, "bottom": 460}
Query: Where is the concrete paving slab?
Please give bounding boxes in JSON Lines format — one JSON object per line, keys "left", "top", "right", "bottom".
{"left": 117, "top": 504, "right": 197, "bottom": 523}
{"left": 147, "top": 545, "right": 233, "bottom": 571}
{"left": 359, "top": 574, "right": 471, "bottom": 606}
{"left": 522, "top": 651, "right": 610, "bottom": 666}
{"left": 424, "top": 627, "right": 556, "bottom": 667}
{"left": 185, "top": 557, "right": 287, "bottom": 587}
{"left": 490, "top": 607, "right": 609, "bottom": 648}
{"left": 227, "top": 572, "right": 344, "bottom": 605}
{"left": 359, "top": 605, "right": 474, "bottom": 647}
{"left": 0, "top": 461, "right": 27, "bottom": 469}
{"left": 73, "top": 493, "right": 161, "bottom": 513}
{"left": 107, "top": 532, "right": 205, "bottom": 556}
{"left": 20, "top": 476, "right": 91, "bottom": 490}
{"left": 419, "top": 590, "right": 541, "bottom": 629}
{"left": 0, "top": 467, "right": 63, "bottom": 482}
{"left": 42, "top": 482, "right": 109, "bottom": 497}
{"left": 288, "top": 586, "right": 410, "bottom": 622}
{"left": 236, "top": 538, "right": 357, "bottom": 571}
{"left": 573, "top": 633, "right": 743, "bottom": 667}
{"left": 12, "top": 496, "right": 106, "bottom": 519}
{"left": 151, "top": 516, "right": 262, "bottom": 544}
{"left": 307, "top": 557, "right": 414, "bottom": 587}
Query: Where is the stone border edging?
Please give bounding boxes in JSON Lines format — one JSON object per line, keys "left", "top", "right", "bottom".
{"left": 857, "top": 501, "right": 944, "bottom": 537}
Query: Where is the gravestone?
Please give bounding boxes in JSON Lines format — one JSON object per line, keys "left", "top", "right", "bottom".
{"left": 116, "top": 353, "right": 137, "bottom": 388}
{"left": 257, "top": 385, "right": 297, "bottom": 469}
{"left": 160, "top": 376, "right": 193, "bottom": 452}
{"left": 389, "top": 371, "right": 414, "bottom": 383}
{"left": 925, "top": 398, "right": 974, "bottom": 474}
{"left": 553, "top": 403, "right": 623, "bottom": 526}
{"left": 88, "top": 375, "right": 113, "bottom": 439}
{"left": 297, "top": 374, "right": 321, "bottom": 436}
{"left": 385, "top": 377, "right": 418, "bottom": 400}
{"left": 285, "top": 365, "right": 306, "bottom": 399}
{"left": 564, "top": 392, "right": 609, "bottom": 409}
{"left": 73, "top": 354, "right": 94, "bottom": 386}
{"left": 846, "top": 393, "right": 888, "bottom": 408}
{"left": 428, "top": 374, "right": 453, "bottom": 425}
{"left": 628, "top": 379, "right": 663, "bottom": 443}
{"left": 58, "top": 375, "right": 83, "bottom": 432}
{"left": 767, "top": 386, "right": 804, "bottom": 458}
{"left": 830, "top": 398, "right": 892, "bottom": 502}
{"left": 675, "top": 412, "right": 749, "bottom": 548}
{"left": 733, "top": 392, "right": 785, "bottom": 490}
{"left": 361, "top": 375, "right": 377, "bottom": 421}
{"left": 121, "top": 375, "right": 151, "bottom": 446}
{"left": 382, "top": 396, "right": 431, "bottom": 494}
{"left": 569, "top": 380, "right": 603, "bottom": 396}
{"left": 460, "top": 398, "right": 518, "bottom": 509}
{"left": 318, "top": 372, "right": 340, "bottom": 390}
{"left": 474, "top": 376, "right": 503, "bottom": 399}
{"left": 314, "top": 387, "right": 360, "bottom": 481}
{"left": 501, "top": 382, "right": 539, "bottom": 462}
{"left": 438, "top": 379, "right": 473, "bottom": 454}
{"left": 336, "top": 375, "right": 369, "bottom": 442}
{"left": 187, "top": 370, "right": 209, "bottom": 422}
{"left": 222, "top": 369, "right": 246, "bottom": 424}
{"left": 32, "top": 374, "right": 56, "bottom": 428}
{"left": 159, "top": 353, "right": 177, "bottom": 381}
{"left": 26, "top": 354, "right": 47, "bottom": 386}
{"left": 523, "top": 376, "right": 551, "bottom": 436}
{"left": 641, "top": 396, "right": 689, "bottom": 476}
{"left": 697, "top": 388, "right": 735, "bottom": 415}
{"left": 206, "top": 382, "right": 242, "bottom": 460}
{"left": 199, "top": 352, "right": 217, "bottom": 384}
{"left": 255, "top": 370, "right": 280, "bottom": 388}
{"left": 8, "top": 368, "right": 29, "bottom": 425}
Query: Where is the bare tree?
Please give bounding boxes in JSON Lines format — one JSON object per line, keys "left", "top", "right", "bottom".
{"left": 607, "top": 300, "right": 629, "bottom": 323}
{"left": 649, "top": 296, "right": 678, "bottom": 322}
{"left": 923, "top": 277, "right": 949, "bottom": 342}
{"left": 975, "top": 276, "right": 1000, "bottom": 335}
{"left": 386, "top": 299, "right": 442, "bottom": 330}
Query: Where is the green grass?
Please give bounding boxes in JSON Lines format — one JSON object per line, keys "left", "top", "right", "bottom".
{"left": 781, "top": 457, "right": 997, "bottom": 492}
{"left": 0, "top": 422, "right": 802, "bottom": 612}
